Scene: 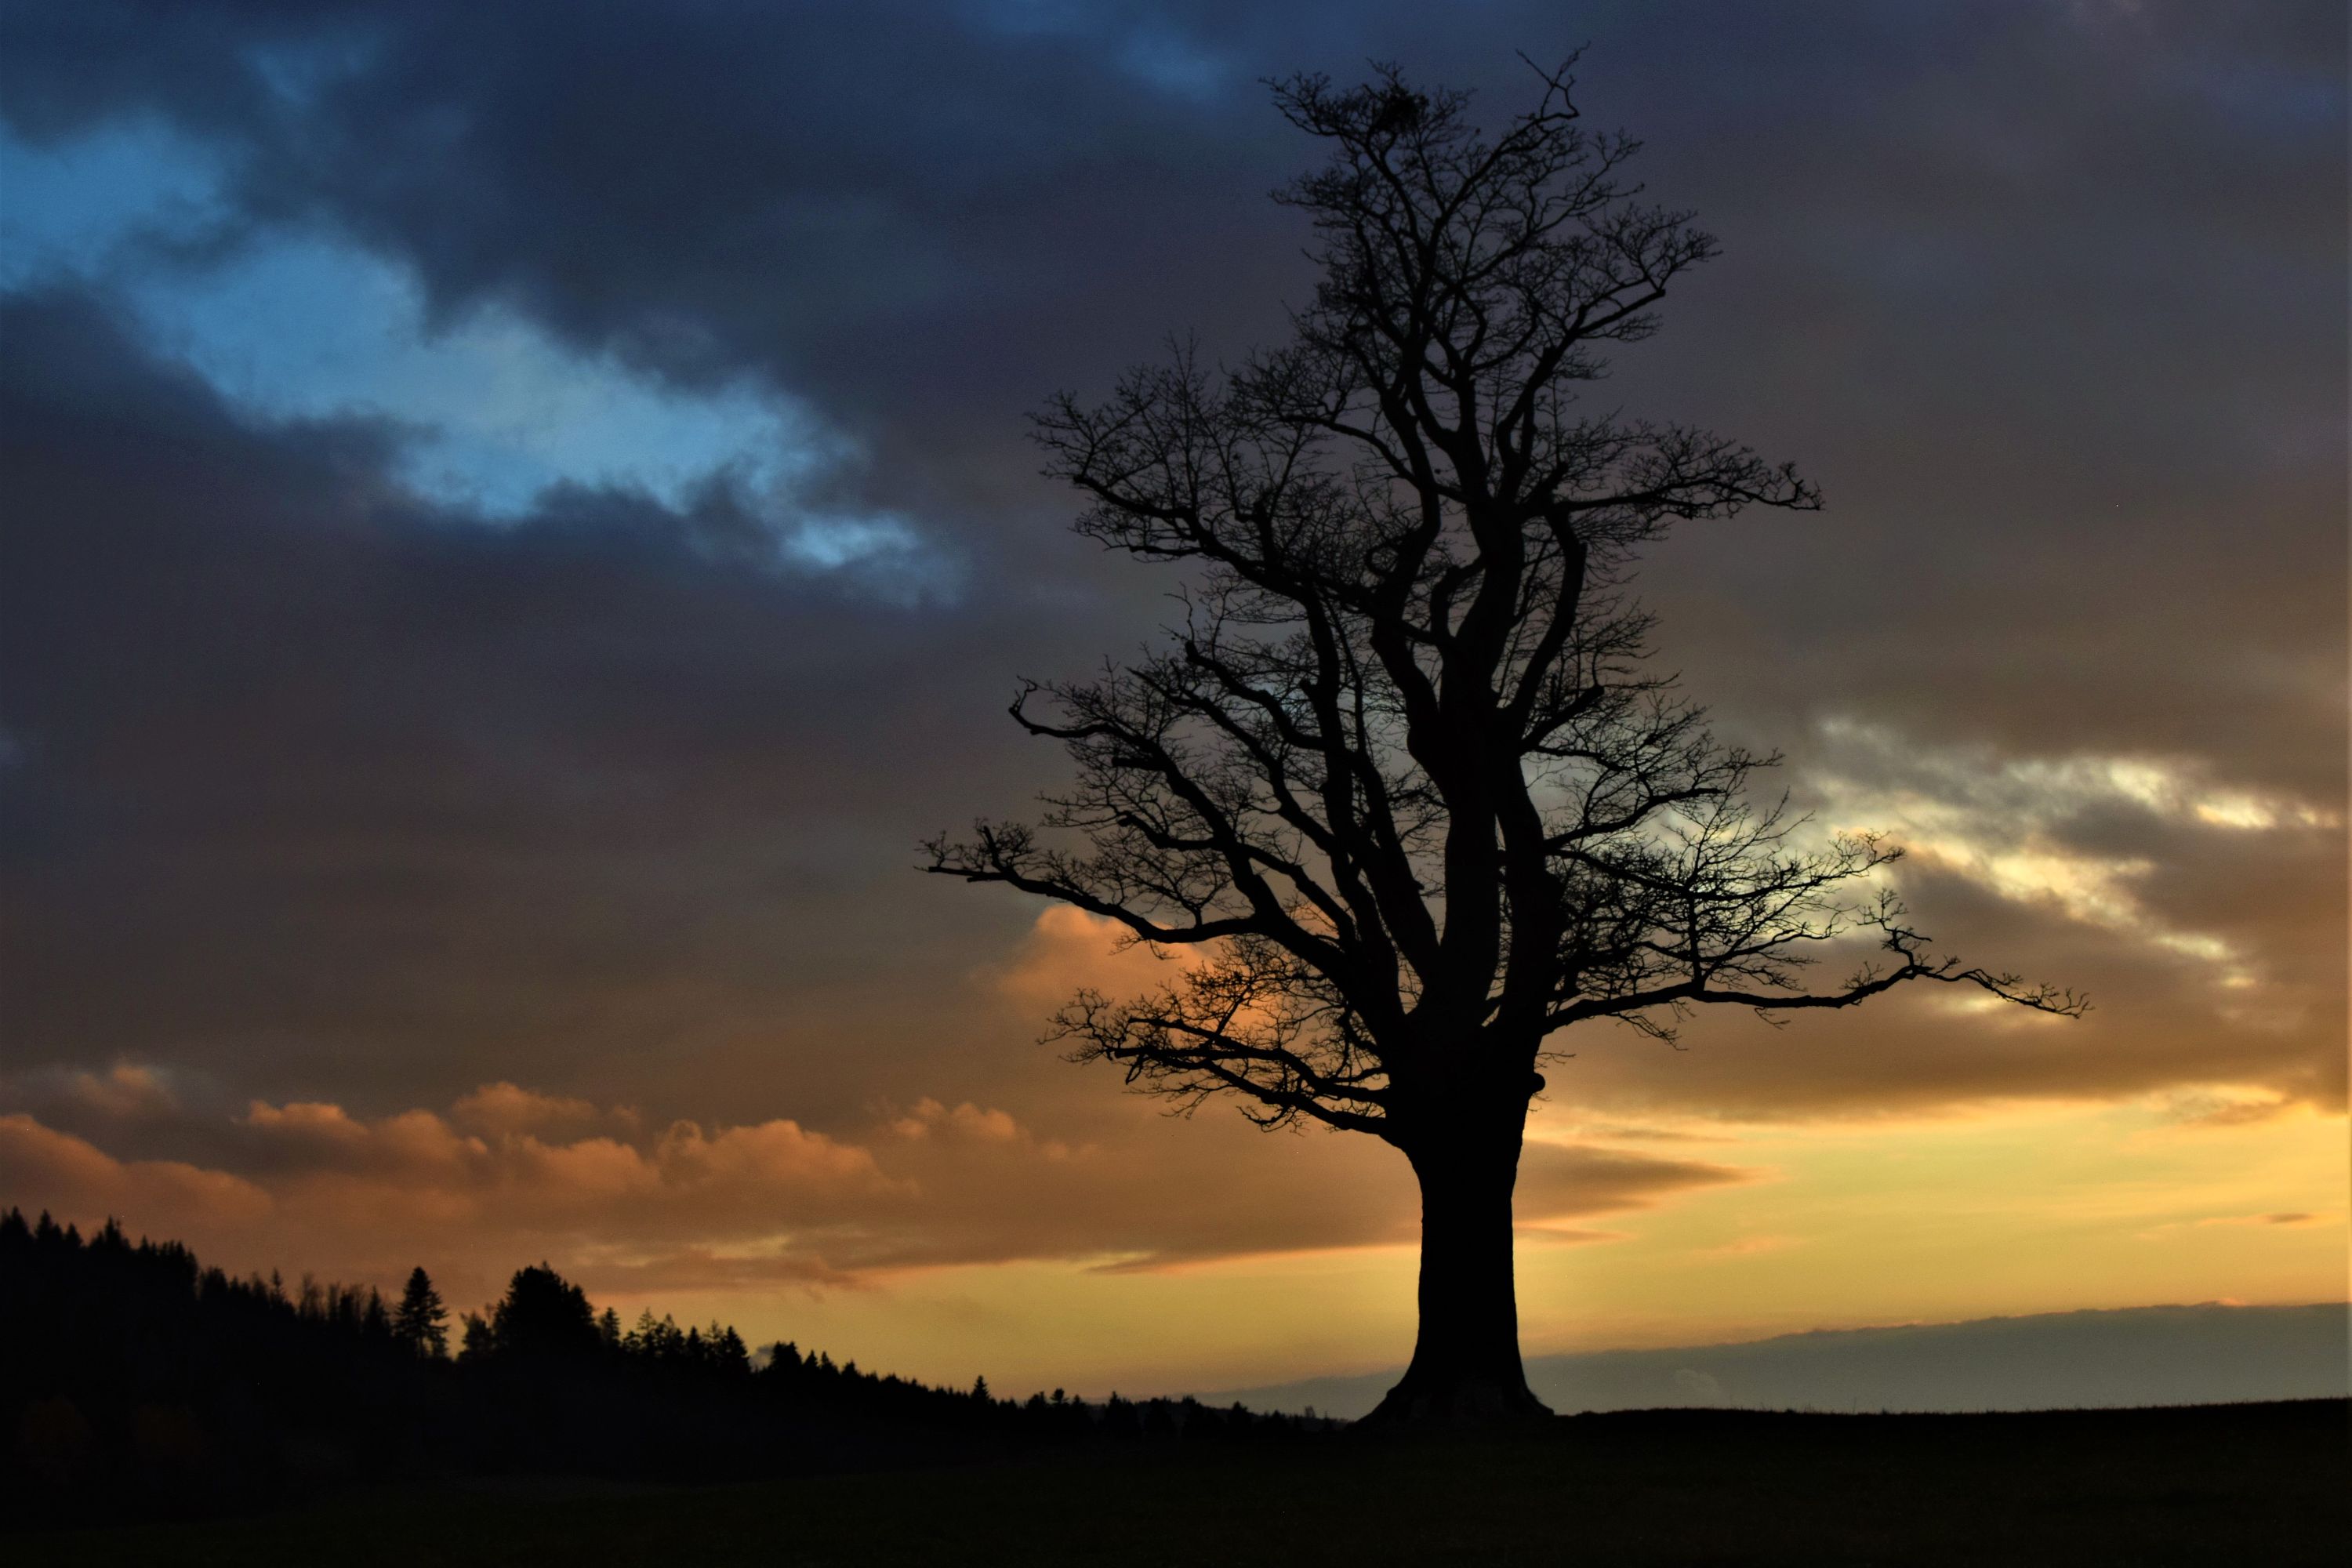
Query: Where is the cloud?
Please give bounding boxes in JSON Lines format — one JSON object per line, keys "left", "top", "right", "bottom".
{"left": 2157, "top": 1090, "right": 2299, "bottom": 1129}
{"left": 1538, "top": 717, "right": 2345, "bottom": 1120}
{"left": 1800, "top": 722, "right": 2339, "bottom": 995}
{"left": 1671, "top": 1367, "right": 1725, "bottom": 1402}
{"left": 646, "top": 1116, "right": 887, "bottom": 1195}
{"left": 1568, "top": 1122, "right": 1737, "bottom": 1145}
{"left": 1516, "top": 1142, "right": 1752, "bottom": 1223}
{"left": 1514, "top": 1226, "right": 1629, "bottom": 1247}
{"left": 0, "top": 1113, "right": 274, "bottom": 1230}
{"left": 0, "top": 1076, "right": 1759, "bottom": 1300}
{"left": 450, "top": 1082, "right": 605, "bottom": 1136}
{"left": 565, "top": 1247, "right": 863, "bottom": 1294}
{"left": 0, "top": 284, "right": 1089, "bottom": 1124}
{"left": 65, "top": 1063, "right": 178, "bottom": 1118}
{"left": 1693, "top": 1235, "right": 1802, "bottom": 1258}
{"left": 0, "top": 117, "right": 953, "bottom": 590}
{"left": 0, "top": 0, "right": 2340, "bottom": 1362}
{"left": 890, "top": 1098, "right": 1026, "bottom": 1145}
{"left": 988, "top": 905, "right": 1223, "bottom": 1014}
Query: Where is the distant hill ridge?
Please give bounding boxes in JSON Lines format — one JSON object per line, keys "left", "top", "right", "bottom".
{"left": 1202, "top": 1301, "right": 2351, "bottom": 1420}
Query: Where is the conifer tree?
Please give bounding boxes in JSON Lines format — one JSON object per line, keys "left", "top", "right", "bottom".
{"left": 392, "top": 1265, "right": 450, "bottom": 1358}
{"left": 481, "top": 1264, "right": 601, "bottom": 1360}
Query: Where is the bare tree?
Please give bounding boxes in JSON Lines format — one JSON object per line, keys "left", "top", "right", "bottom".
{"left": 927, "top": 57, "right": 2078, "bottom": 1424}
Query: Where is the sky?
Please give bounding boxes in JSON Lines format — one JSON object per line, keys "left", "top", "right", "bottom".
{"left": 1, "top": 1, "right": 2343, "bottom": 1400}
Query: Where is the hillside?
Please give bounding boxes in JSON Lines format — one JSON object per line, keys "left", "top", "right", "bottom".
{"left": 1207, "top": 1302, "right": 2350, "bottom": 1419}
{"left": 26, "top": 1401, "right": 2350, "bottom": 1566}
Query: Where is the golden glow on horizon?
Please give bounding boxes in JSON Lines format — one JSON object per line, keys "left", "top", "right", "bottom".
{"left": 3, "top": 1078, "right": 2342, "bottom": 1396}
{"left": 593, "top": 1095, "right": 2346, "bottom": 1396}
{"left": 2, "top": 713, "right": 2340, "bottom": 1396}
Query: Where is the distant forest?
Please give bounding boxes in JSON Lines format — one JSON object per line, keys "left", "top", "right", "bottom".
{"left": 0, "top": 1209, "right": 1327, "bottom": 1527}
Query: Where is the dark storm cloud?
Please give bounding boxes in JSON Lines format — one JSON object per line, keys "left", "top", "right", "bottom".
{"left": 5, "top": 3, "right": 2338, "bottom": 632}
{"left": 1596, "top": 2, "right": 2347, "bottom": 807}
{"left": 0, "top": 0, "right": 2343, "bottom": 1215}
{"left": 0, "top": 286, "right": 1089, "bottom": 1116}
{"left": 7, "top": 2, "right": 2336, "bottom": 800}
{"left": 2, "top": 0, "right": 1309, "bottom": 530}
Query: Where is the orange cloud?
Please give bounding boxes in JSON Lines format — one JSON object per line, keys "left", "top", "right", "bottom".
{"left": 0, "top": 1113, "right": 273, "bottom": 1231}
{"left": 1516, "top": 1142, "right": 1751, "bottom": 1224}
{"left": 2196, "top": 1212, "right": 2333, "bottom": 1229}
{"left": 993, "top": 906, "right": 1203, "bottom": 1008}
{"left": 0, "top": 1079, "right": 1753, "bottom": 1306}
{"left": 890, "top": 1098, "right": 1025, "bottom": 1144}
{"left": 2158, "top": 1091, "right": 2296, "bottom": 1129}
{"left": 65, "top": 1064, "right": 178, "bottom": 1118}
{"left": 451, "top": 1081, "right": 607, "bottom": 1135}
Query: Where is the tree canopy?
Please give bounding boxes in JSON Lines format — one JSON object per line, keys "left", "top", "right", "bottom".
{"left": 929, "top": 56, "right": 2077, "bottom": 1421}
{"left": 930, "top": 58, "right": 2078, "bottom": 1146}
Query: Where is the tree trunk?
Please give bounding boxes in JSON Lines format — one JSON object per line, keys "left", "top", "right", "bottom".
{"left": 1361, "top": 1120, "right": 1554, "bottom": 1426}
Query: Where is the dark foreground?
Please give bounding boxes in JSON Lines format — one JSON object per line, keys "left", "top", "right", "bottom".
{"left": 20, "top": 1400, "right": 2346, "bottom": 1566}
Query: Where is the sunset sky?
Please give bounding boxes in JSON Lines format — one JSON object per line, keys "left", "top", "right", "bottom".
{"left": 2, "top": 2, "right": 2343, "bottom": 1400}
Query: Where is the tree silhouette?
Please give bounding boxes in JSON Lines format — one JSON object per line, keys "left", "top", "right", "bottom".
{"left": 477, "top": 1263, "right": 603, "bottom": 1362}
{"left": 928, "top": 56, "right": 2080, "bottom": 1423}
{"left": 392, "top": 1265, "right": 449, "bottom": 1358}
{"left": 0, "top": 1207, "right": 1329, "bottom": 1523}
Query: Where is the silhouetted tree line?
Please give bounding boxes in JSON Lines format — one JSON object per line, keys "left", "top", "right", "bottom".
{"left": 1, "top": 1210, "right": 1328, "bottom": 1528}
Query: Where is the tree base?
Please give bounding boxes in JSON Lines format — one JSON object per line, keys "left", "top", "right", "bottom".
{"left": 1356, "top": 1373, "right": 1557, "bottom": 1430}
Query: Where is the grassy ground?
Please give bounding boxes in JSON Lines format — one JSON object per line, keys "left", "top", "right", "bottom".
{"left": 20, "top": 1401, "right": 2346, "bottom": 1566}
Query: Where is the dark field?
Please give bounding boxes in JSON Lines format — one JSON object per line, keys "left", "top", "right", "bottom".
{"left": 23, "top": 1400, "right": 2347, "bottom": 1566}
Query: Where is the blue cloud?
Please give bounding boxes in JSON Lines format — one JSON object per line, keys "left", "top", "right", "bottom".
{"left": 0, "top": 120, "right": 953, "bottom": 593}
{"left": 0, "top": 119, "right": 229, "bottom": 281}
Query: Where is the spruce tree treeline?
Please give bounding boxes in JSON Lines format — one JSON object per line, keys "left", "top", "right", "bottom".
{"left": 0, "top": 1208, "right": 1327, "bottom": 1527}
